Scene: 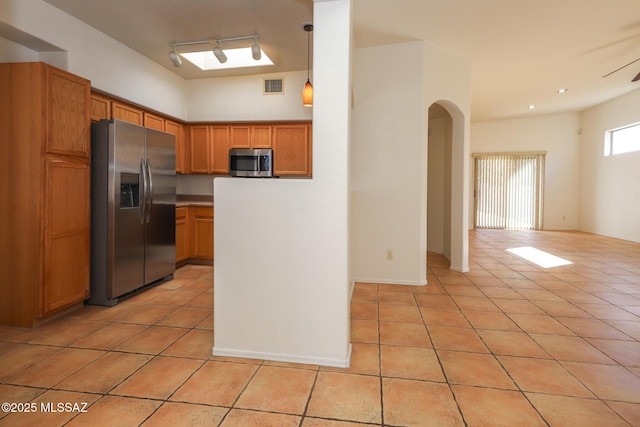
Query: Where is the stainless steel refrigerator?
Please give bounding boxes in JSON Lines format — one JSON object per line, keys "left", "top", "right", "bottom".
{"left": 88, "top": 119, "right": 176, "bottom": 306}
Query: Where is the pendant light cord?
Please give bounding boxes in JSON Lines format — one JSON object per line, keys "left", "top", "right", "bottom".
{"left": 307, "top": 27, "right": 310, "bottom": 81}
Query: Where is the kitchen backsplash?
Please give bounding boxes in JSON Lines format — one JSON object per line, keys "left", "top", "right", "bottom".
{"left": 176, "top": 174, "right": 221, "bottom": 196}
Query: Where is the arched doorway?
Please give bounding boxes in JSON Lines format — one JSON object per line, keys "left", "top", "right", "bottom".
{"left": 426, "top": 100, "right": 469, "bottom": 273}
{"left": 427, "top": 103, "right": 452, "bottom": 259}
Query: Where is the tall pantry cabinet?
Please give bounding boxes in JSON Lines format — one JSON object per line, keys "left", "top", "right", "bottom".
{"left": 0, "top": 62, "right": 91, "bottom": 327}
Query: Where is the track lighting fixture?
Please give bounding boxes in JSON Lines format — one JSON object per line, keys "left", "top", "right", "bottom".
{"left": 168, "top": 47, "right": 182, "bottom": 67}
{"left": 168, "top": 34, "right": 268, "bottom": 70}
{"left": 251, "top": 38, "right": 261, "bottom": 61}
{"left": 212, "top": 42, "right": 228, "bottom": 63}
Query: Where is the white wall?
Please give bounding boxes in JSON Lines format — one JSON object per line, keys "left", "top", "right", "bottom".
{"left": 213, "top": 0, "right": 352, "bottom": 367}
{"left": 579, "top": 89, "right": 640, "bottom": 243}
{"left": 422, "top": 44, "right": 471, "bottom": 273}
{"left": 351, "top": 41, "right": 427, "bottom": 285}
{"left": 0, "top": 0, "right": 187, "bottom": 119}
{"left": 351, "top": 41, "right": 471, "bottom": 284}
{"left": 0, "top": 36, "right": 38, "bottom": 62}
{"left": 186, "top": 71, "right": 313, "bottom": 122}
{"left": 470, "top": 113, "right": 581, "bottom": 230}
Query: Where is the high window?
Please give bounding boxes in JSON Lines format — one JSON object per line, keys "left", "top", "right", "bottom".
{"left": 605, "top": 122, "right": 640, "bottom": 156}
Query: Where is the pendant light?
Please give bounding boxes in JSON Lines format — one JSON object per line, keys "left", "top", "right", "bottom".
{"left": 302, "top": 23, "right": 313, "bottom": 107}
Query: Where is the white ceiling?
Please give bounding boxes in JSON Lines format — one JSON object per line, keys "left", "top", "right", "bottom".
{"left": 43, "top": 0, "right": 640, "bottom": 121}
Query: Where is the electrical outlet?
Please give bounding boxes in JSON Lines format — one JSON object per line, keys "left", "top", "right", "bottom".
{"left": 386, "top": 250, "right": 393, "bottom": 260}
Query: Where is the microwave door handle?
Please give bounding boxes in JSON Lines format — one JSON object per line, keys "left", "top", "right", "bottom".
{"left": 257, "top": 155, "right": 262, "bottom": 172}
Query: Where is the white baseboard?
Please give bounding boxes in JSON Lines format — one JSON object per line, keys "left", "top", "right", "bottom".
{"left": 449, "top": 264, "right": 470, "bottom": 273}
{"left": 212, "top": 344, "right": 352, "bottom": 368}
{"left": 353, "top": 277, "right": 428, "bottom": 286}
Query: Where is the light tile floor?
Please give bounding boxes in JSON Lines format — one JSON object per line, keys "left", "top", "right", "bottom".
{"left": 1, "top": 230, "right": 639, "bottom": 426}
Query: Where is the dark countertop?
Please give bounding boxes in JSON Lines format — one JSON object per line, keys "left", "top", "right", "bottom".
{"left": 176, "top": 195, "right": 213, "bottom": 207}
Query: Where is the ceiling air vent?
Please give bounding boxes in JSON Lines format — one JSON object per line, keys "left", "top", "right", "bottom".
{"left": 264, "top": 78, "right": 284, "bottom": 94}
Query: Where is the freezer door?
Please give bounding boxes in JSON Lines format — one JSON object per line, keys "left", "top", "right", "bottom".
{"left": 144, "top": 128, "right": 176, "bottom": 284}
{"left": 111, "top": 120, "right": 145, "bottom": 297}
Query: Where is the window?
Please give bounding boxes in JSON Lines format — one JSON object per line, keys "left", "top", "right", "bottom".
{"left": 605, "top": 122, "right": 640, "bottom": 156}
{"left": 473, "top": 152, "right": 546, "bottom": 230}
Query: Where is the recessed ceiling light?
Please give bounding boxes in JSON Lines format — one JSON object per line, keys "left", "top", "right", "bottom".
{"left": 528, "top": 105, "right": 536, "bottom": 109}
{"left": 180, "top": 47, "right": 273, "bottom": 71}
{"left": 557, "top": 88, "right": 568, "bottom": 93}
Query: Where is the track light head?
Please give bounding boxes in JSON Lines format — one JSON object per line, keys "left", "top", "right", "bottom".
{"left": 213, "top": 44, "right": 227, "bottom": 63}
{"left": 251, "top": 40, "right": 261, "bottom": 61}
{"left": 168, "top": 49, "right": 182, "bottom": 67}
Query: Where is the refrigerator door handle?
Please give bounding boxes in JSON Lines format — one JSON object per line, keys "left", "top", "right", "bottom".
{"left": 139, "top": 159, "right": 147, "bottom": 224}
{"left": 145, "top": 158, "right": 153, "bottom": 223}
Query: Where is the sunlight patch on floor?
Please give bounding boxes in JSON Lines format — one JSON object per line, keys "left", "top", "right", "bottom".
{"left": 507, "top": 246, "right": 573, "bottom": 268}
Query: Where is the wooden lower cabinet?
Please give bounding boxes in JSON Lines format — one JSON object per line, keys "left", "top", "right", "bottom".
{"left": 43, "top": 159, "right": 91, "bottom": 314}
{"left": 175, "top": 207, "right": 190, "bottom": 262}
{"left": 193, "top": 208, "right": 214, "bottom": 260}
{"left": 175, "top": 206, "right": 214, "bottom": 264}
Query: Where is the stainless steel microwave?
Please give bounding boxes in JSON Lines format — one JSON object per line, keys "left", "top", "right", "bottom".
{"left": 229, "top": 148, "right": 273, "bottom": 177}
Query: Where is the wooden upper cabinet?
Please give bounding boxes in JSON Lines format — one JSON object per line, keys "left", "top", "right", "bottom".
{"left": 45, "top": 66, "right": 91, "bottom": 158}
{"left": 210, "top": 126, "right": 230, "bottom": 175}
{"left": 165, "top": 120, "right": 186, "bottom": 174}
{"left": 87, "top": 89, "right": 312, "bottom": 177}
{"left": 230, "top": 126, "right": 251, "bottom": 148}
{"left": 90, "top": 93, "right": 112, "bottom": 122}
{"left": 144, "top": 112, "right": 165, "bottom": 131}
{"left": 189, "top": 125, "right": 211, "bottom": 174}
{"left": 112, "top": 101, "right": 143, "bottom": 125}
{"left": 273, "top": 124, "right": 311, "bottom": 176}
{"left": 251, "top": 125, "right": 272, "bottom": 148}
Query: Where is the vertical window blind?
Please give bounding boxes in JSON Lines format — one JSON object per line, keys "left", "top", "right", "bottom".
{"left": 473, "top": 152, "right": 545, "bottom": 230}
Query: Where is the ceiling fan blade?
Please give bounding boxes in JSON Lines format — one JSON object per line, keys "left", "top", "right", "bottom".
{"left": 603, "top": 57, "right": 640, "bottom": 78}
{"left": 633, "top": 72, "right": 640, "bottom": 82}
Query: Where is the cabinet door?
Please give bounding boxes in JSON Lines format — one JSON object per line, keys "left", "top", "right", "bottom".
{"left": 175, "top": 207, "right": 190, "bottom": 262}
{"left": 112, "top": 101, "right": 144, "bottom": 125}
{"left": 211, "top": 126, "right": 230, "bottom": 175}
{"left": 230, "top": 126, "right": 251, "bottom": 148}
{"left": 251, "top": 125, "right": 272, "bottom": 148}
{"left": 189, "top": 125, "right": 211, "bottom": 174}
{"left": 273, "top": 124, "right": 311, "bottom": 176}
{"left": 144, "top": 112, "right": 165, "bottom": 131}
{"left": 192, "top": 207, "right": 214, "bottom": 260}
{"left": 45, "top": 66, "right": 90, "bottom": 158}
{"left": 43, "top": 159, "right": 90, "bottom": 315}
{"left": 90, "top": 93, "right": 112, "bottom": 122}
{"left": 166, "top": 120, "right": 186, "bottom": 174}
